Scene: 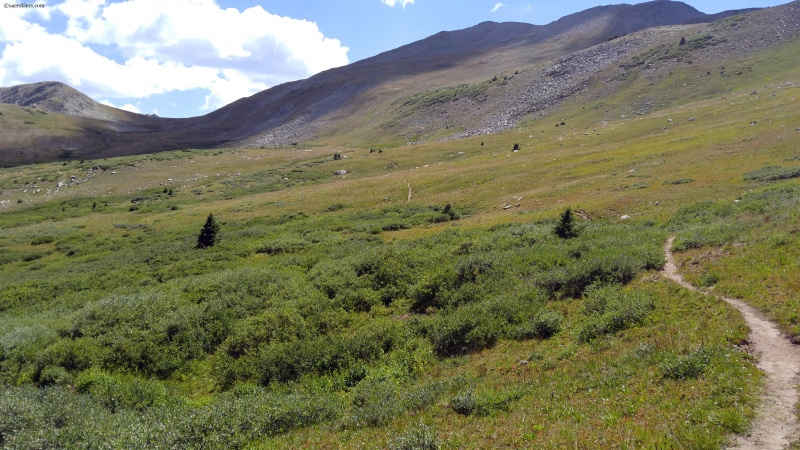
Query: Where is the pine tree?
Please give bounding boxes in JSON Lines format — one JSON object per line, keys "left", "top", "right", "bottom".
{"left": 554, "top": 207, "right": 579, "bottom": 239}
{"left": 197, "top": 213, "right": 220, "bottom": 248}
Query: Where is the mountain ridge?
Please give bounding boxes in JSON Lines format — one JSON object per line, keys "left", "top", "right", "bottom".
{"left": 0, "top": 0, "right": 787, "bottom": 166}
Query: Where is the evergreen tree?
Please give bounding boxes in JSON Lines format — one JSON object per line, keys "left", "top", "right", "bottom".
{"left": 197, "top": 213, "right": 220, "bottom": 248}
{"left": 554, "top": 207, "right": 579, "bottom": 239}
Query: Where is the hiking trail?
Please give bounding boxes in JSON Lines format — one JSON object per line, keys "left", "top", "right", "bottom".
{"left": 663, "top": 237, "right": 800, "bottom": 449}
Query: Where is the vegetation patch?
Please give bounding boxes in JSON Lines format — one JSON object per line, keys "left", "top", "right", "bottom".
{"left": 743, "top": 165, "right": 800, "bottom": 182}
{"left": 662, "top": 178, "right": 694, "bottom": 185}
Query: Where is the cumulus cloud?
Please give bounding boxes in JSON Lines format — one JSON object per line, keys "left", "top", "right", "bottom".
{"left": 118, "top": 103, "right": 142, "bottom": 113}
{"left": 491, "top": 3, "right": 507, "bottom": 13}
{"left": 381, "top": 0, "right": 414, "bottom": 7}
{"left": 0, "top": 0, "right": 350, "bottom": 112}
{"left": 98, "top": 98, "right": 142, "bottom": 113}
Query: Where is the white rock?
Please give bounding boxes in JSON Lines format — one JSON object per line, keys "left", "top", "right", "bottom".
{"left": 620, "top": 215, "right": 631, "bottom": 220}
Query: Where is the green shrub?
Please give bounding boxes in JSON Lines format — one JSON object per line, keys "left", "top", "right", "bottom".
{"left": 450, "top": 386, "right": 528, "bottom": 417}
{"left": 508, "top": 310, "right": 563, "bottom": 340}
{"left": 20, "top": 251, "right": 47, "bottom": 262}
{"left": 390, "top": 423, "right": 440, "bottom": 450}
{"left": 699, "top": 272, "right": 720, "bottom": 287}
{"left": 428, "top": 304, "right": 502, "bottom": 357}
{"left": 449, "top": 389, "right": 477, "bottom": 415}
{"left": 37, "top": 365, "right": 72, "bottom": 387}
{"left": 30, "top": 235, "right": 55, "bottom": 245}
{"left": 347, "top": 379, "right": 402, "bottom": 427}
{"left": 768, "top": 232, "right": 791, "bottom": 247}
{"left": 743, "top": 165, "right": 800, "bottom": 182}
{"left": 401, "top": 380, "right": 451, "bottom": 411}
{"left": 661, "top": 347, "right": 711, "bottom": 380}
{"left": 256, "top": 236, "right": 308, "bottom": 255}
{"left": 577, "top": 285, "right": 654, "bottom": 342}
{"left": 662, "top": 178, "right": 694, "bottom": 185}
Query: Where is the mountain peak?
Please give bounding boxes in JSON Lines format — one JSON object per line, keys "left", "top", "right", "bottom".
{"left": 0, "top": 81, "right": 115, "bottom": 120}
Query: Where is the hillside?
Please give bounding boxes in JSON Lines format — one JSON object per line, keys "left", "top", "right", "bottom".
{"left": 0, "top": 1, "right": 771, "bottom": 166}
{"left": 2, "top": 0, "right": 800, "bottom": 440}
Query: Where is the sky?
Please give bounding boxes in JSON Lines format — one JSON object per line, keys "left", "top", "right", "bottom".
{"left": 0, "top": 0, "right": 787, "bottom": 118}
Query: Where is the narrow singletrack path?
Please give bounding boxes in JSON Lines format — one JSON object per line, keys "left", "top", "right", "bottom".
{"left": 663, "top": 237, "right": 800, "bottom": 449}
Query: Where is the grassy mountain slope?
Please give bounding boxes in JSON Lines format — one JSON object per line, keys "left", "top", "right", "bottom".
{"left": 0, "top": 1, "right": 776, "bottom": 166}
{"left": 1, "top": 19, "right": 799, "bottom": 447}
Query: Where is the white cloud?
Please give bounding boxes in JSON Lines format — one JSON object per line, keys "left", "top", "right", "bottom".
{"left": 97, "top": 98, "right": 142, "bottom": 113}
{"left": 382, "top": 0, "right": 414, "bottom": 7}
{"left": 0, "top": 0, "right": 350, "bottom": 111}
{"left": 491, "top": 3, "right": 507, "bottom": 13}
{"left": 118, "top": 103, "right": 141, "bottom": 113}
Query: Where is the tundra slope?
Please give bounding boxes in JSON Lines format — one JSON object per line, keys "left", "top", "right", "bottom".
{"left": 0, "top": 1, "right": 761, "bottom": 165}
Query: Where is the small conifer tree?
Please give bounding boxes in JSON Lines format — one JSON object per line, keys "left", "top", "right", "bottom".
{"left": 92, "top": 202, "right": 96, "bottom": 210}
{"left": 554, "top": 207, "right": 579, "bottom": 239}
{"left": 679, "top": 36, "right": 686, "bottom": 46}
{"left": 197, "top": 213, "right": 220, "bottom": 248}
{"left": 168, "top": 188, "right": 174, "bottom": 196}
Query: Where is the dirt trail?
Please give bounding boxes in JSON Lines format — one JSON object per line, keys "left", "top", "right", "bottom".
{"left": 662, "top": 237, "right": 800, "bottom": 449}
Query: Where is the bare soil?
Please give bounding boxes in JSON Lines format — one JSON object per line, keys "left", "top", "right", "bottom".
{"left": 663, "top": 237, "right": 800, "bottom": 449}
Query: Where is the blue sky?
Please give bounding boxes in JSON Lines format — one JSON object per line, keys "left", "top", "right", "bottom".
{"left": 0, "top": 0, "right": 786, "bottom": 118}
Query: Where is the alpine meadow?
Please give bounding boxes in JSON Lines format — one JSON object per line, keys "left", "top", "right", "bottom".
{"left": 2, "top": 1, "right": 800, "bottom": 448}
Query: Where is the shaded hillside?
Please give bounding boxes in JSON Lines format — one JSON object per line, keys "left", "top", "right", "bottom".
{"left": 0, "top": 1, "right": 777, "bottom": 165}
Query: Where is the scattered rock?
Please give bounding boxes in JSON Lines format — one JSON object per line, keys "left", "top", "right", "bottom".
{"left": 334, "top": 170, "right": 347, "bottom": 176}
{"left": 750, "top": 121, "right": 757, "bottom": 125}
{"left": 620, "top": 215, "right": 631, "bottom": 220}
{"left": 751, "top": 91, "right": 759, "bottom": 95}
{"left": 518, "top": 360, "right": 529, "bottom": 366}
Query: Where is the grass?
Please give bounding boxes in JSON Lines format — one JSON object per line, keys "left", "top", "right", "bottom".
{"left": 2, "top": 31, "right": 800, "bottom": 449}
